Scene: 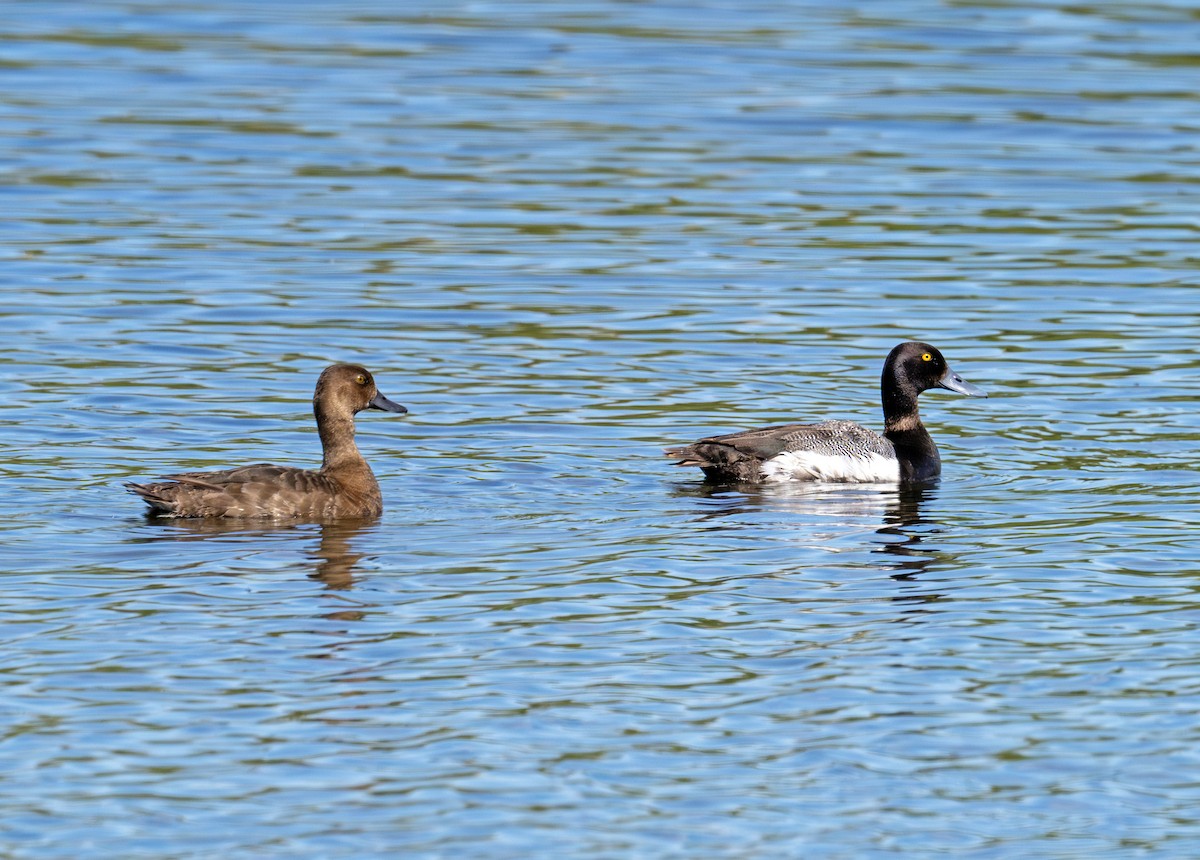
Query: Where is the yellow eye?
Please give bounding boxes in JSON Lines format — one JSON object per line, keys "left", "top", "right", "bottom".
{"left": 922, "top": 353, "right": 932, "bottom": 362}
{"left": 355, "top": 374, "right": 367, "bottom": 385}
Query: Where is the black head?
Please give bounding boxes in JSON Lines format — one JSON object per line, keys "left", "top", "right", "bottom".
{"left": 883, "top": 342, "right": 987, "bottom": 399}
{"left": 314, "top": 364, "right": 408, "bottom": 416}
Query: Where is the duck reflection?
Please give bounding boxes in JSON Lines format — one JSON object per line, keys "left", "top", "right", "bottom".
{"left": 872, "top": 483, "right": 938, "bottom": 581}
{"left": 134, "top": 515, "right": 376, "bottom": 593}
{"left": 672, "top": 480, "right": 942, "bottom": 584}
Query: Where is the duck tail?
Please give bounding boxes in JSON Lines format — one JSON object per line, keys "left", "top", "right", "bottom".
{"left": 663, "top": 445, "right": 712, "bottom": 468}
{"left": 124, "top": 482, "right": 178, "bottom": 515}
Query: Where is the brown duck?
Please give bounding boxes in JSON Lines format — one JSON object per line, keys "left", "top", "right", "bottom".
{"left": 126, "top": 364, "right": 407, "bottom": 519}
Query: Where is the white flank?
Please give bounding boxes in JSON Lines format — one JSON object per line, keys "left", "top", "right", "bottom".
{"left": 759, "top": 450, "right": 900, "bottom": 484}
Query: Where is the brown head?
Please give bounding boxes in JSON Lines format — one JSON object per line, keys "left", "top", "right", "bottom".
{"left": 313, "top": 364, "right": 407, "bottom": 418}
{"left": 313, "top": 364, "right": 406, "bottom": 473}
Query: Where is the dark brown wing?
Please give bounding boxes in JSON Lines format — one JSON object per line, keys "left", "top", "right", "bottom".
{"left": 125, "top": 464, "right": 358, "bottom": 518}
{"left": 666, "top": 423, "right": 806, "bottom": 463}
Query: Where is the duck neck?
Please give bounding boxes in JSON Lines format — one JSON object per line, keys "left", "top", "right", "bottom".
{"left": 316, "top": 405, "right": 367, "bottom": 473}
{"left": 882, "top": 387, "right": 922, "bottom": 434}
{"left": 882, "top": 390, "right": 940, "bottom": 481}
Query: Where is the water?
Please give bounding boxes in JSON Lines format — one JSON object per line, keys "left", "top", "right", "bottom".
{"left": 3, "top": 0, "right": 1200, "bottom": 856}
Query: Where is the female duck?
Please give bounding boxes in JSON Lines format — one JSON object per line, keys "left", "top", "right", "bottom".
{"left": 665, "top": 342, "right": 986, "bottom": 484}
{"left": 126, "top": 364, "right": 407, "bottom": 519}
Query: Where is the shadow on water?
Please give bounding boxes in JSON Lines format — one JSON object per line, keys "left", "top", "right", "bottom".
{"left": 673, "top": 480, "right": 945, "bottom": 585}
{"left": 132, "top": 515, "right": 378, "bottom": 592}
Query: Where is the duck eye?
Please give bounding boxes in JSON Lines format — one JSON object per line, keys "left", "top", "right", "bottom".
{"left": 921, "top": 353, "right": 932, "bottom": 362}
{"left": 355, "top": 374, "right": 367, "bottom": 385}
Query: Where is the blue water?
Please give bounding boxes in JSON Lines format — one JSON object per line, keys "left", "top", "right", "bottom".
{"left": 3, "top": 1, "right": 1200, "bottom": 856}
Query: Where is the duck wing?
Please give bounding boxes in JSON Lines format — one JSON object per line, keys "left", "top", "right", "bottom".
{"left": 666, "top": 420, "right": 895, "bottom": 482}
{"left": 126, "top": 464, "right": 345, "bottom": 518}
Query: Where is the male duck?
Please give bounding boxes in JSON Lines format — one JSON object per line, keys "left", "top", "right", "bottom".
{"left": 665, "top": 341, "right": 986, "bottom": 484}
{"left": 126, "top": 364, "right": 407, "bottom": 519}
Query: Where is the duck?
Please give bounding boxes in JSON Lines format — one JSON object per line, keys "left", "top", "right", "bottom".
{"left": 664, "top": 341, "right": 986, "bottom": 484}
{"left": 126, "top": 364, "right": 407, "bottom": 519}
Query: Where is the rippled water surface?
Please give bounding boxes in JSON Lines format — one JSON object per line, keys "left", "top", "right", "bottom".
{"left": 4, "top": 1, "right": 1200, "bottom": 856}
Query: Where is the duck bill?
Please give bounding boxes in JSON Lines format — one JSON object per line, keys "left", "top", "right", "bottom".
{"left": 938, "top": 367, "right": 987, "bottom": 398}
{"left": 369, "top": 392, "right": 408, "bottom": 413}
